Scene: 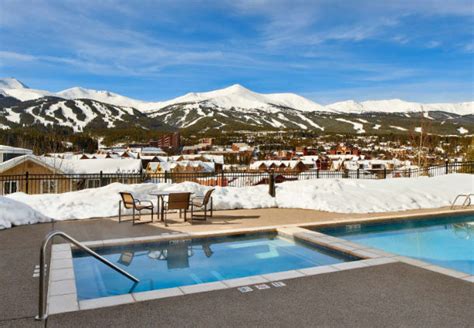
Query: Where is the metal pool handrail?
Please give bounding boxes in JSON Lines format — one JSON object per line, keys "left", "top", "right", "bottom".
{"left": 35, "top": 230, "right": 139, "bottom": 321}
{"left": 451, "top": 194, "right": 473, "bottom": 210}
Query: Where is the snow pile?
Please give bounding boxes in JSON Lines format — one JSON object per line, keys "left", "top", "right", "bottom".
{"left": 276, "top": 174, "right": 473, "bottom": 213}
{"left": 3, "top": 181, "right": 275, "bottom": 228}
{"left": 0, "top": 197, "right": 50, "bottom": 229}
{"left": 1, "top": 174, "right": 472, "bottom": 230}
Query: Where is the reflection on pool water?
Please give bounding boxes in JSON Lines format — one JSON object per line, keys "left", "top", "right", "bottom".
{"left": 316, "top": 214, "right": 474, "bottom": 275}
{"left": 73, "top": 233, "right": 356, "bottom": 300}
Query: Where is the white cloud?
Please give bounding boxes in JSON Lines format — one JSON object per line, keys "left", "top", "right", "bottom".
{"left": 463, "top": 42, "right": 474, "bottom": 53}
{"left": 0, "top": 51, "right": 36, "bottom": 62}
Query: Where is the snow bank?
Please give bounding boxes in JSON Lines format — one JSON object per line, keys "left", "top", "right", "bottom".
{"left": 276, "top": 174, "right": 473, "bottom": 213}
{"left": 2, "top": 181, "right": 275, "bottom": 229}
{"left": 1, "top": 174, "right": 473, "bottom": 230}
{"left": 0, "top": 197, "right": 49, "bottom": 229}
{"left": 7, "top": 183, "right": 158, "bottom": 221}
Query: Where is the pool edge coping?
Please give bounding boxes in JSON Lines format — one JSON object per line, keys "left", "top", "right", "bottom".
{"left": 46, "top": 228, "right": 397, "bottom": 315}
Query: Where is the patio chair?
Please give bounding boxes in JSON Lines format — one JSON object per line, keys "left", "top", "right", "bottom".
{"left": 190, "top": 188, "right": 214, "bottom": 221}
{"left": 161, "top": 192, "right": 191, "bottom": 225}
{"left": 119, "top": 192, "right": 154, "bottom": 225}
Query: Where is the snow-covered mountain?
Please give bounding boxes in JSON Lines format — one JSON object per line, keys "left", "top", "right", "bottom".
{"left": 57, "top": 87, "right": 150, "bottom": 110}
{"left": 148, "top": 84, "right": 328, "bottom": 113}
{"left": 0, "top": 96, "right": 170, "bottom": 132}
{"left": 0, "top": 78, "right": 52, "bottom": 101}
{"left": 0, "top": 78, "right": 472, "bottom": 135}
{"left": 1, "top": 77, "right": 471, "bottom": 115}
{"left": 0, "top": 77, "right": 28, "bottom": 89}
{"left": 328, "top": 99, "right": 473, "bottom": 116}
{"left": 53, "top": 84, "right": 328, "bottom": 113}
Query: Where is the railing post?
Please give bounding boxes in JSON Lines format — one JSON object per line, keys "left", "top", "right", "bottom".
{"left": 383, "top": 168, "right": 387, "bottom": 179}
{"left": 25, "top": 171, "right": 29, "bottom": 194}
{"left": 317, "top": 169, "right": 319, "bottom": 179}
{"left": 269, "top": 171, "right": 276, "bottom": 197}
{"left": 221, "top": 170, "right": 224, "bottom": 187}
{"left": 445, "top": 161, "right": 449, "bottom": 175}
{"left": 164, "top": 171, "right": 169, "bottom": 183}
{"left": 99, "top": 170, "right": 104, "bottom": 187}
{"left": 357, "top": 168, "right": 360, "bottom": 179}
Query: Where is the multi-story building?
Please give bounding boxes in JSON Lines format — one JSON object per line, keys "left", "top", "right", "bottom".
{"left": 150, "top": 132, "right": 181, "bottom": 150}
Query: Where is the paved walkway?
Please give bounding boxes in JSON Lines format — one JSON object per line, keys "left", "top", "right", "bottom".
{"left": 45, "top": 263, "right": 473, "bottom": 328}
{"left": 0, "top": 207, "right": 472, "bottom": 327}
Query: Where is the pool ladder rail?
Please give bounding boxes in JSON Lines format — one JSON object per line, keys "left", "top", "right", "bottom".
{"left": 35, "top": 230, "right": 139, "bottom": 321}
{"left": 451, "top": 193, "right": 473, "bottom": 210}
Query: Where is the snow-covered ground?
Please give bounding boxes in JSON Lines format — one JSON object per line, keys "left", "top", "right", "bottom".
{"left": 1, "top": 174, "right": 472, "bottom": 230}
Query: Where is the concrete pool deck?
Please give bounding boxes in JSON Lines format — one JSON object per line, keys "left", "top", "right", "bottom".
{"left": 110, "top": 206, "right": 474, "bottom": 232}
{"left": 0, "top": 207, "right": 473, "bottom": 327}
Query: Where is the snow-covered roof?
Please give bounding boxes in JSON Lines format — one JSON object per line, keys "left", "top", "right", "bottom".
{"left": 141, "top": 147, "right": 166, "bottom": 155}
{"left": 0, "top": 145, "right": 33, "bottom": 154}
{"left": 327, "top": 154, "right": 359, "bottom": 160}
{"left": 39, "top": 157, "right": 142, "bottom": 174}
{"left": 140, "top": 155, "right": 158, "bottom": 160}
{"left": 0, "top": 155, "right": 60, "bottom": 174}
{"left": 250, "top": 160, "right": 305, "bottom": 170}
{"left": 148, "top": 160, "right": 215, "bottom": 172}
{"left": 298, "top": 156, "right": 325, "bottom": 165}
{"left": 171, "top": 154, "right": 224, "bottom": 164}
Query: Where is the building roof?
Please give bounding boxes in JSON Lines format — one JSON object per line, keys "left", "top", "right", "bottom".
{"left": 140, "top": 147, "right": 167, "bottom": 156}
{"left": 171, "top": 154, "right": 224, "bottom": 164}
{"left": 148, "top": 160, "right": 215, "bottom": 172}
{"left": 40, "top": 157, "right": 142, "bottom": 174}
{"left": 249, "top": 160, "right": 305, "bottom": 170}
{"left": 0, "top": 155, "right": 61, "bottom": 174}
{"left": 0, "top": 145, "right": 33, "bottom": 154}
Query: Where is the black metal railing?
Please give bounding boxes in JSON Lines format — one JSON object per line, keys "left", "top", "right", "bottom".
{"left": 0, "top": 161, "right": 472, "bottom": 195}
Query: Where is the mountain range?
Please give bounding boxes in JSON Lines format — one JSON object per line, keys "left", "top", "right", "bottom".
{"left": 0, "top": 78, "right": 472, "bottom": 135}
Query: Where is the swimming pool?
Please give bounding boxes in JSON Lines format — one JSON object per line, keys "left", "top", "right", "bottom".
{"left": 315, "top": 214, "right": 474, "bottom": 275}
{"left": 72, "top": 232, "right": 357, "bottom": 300}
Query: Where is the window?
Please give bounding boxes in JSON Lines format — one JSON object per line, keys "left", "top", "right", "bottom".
{"left": 3, "top": 181, "right": 18, "bottom": 195}
{"left": 41, "top": 180, "right": 57, "bottom": 194}
{"left": 86, "top": 179, "right": 100, "bottom": 189}
{"left": 2, "top": 153, "right": 23, "bottom": 162}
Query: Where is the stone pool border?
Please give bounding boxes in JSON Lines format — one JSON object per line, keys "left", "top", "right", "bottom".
{"left": 47, "top": 209, "right": 474, "bottom": 315}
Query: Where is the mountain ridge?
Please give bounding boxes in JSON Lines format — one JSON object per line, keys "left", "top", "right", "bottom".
{"left": 0, "top": 78, "right": 471, "bottom": 116}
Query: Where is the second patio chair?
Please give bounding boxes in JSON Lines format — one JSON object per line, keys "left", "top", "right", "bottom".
{"left": 190, "top": 188, "right": 214, "bottom": 221}
{"left": 119, "top": 192, "right": 154, "bottom": 225}
{"left": 161, "top": 192, "right": 191, "bottom": 225}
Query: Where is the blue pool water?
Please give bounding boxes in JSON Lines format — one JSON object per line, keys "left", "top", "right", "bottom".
{"left": 73, "top": 233, "right": 356, "bottom": 300}
{"left": 317, "top": 214, "right": 474, "bottom": 275}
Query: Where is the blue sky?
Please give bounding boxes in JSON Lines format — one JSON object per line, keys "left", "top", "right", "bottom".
{"left": 0, "top": 0, "right": 473, "bottom": 104}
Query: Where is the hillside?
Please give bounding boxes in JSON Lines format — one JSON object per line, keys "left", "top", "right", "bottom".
{"left": 0, "top": 78, "right": 472, "bottom": 135}
{"left": 0, "top": 96, "right": 171, "bottom": 132}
